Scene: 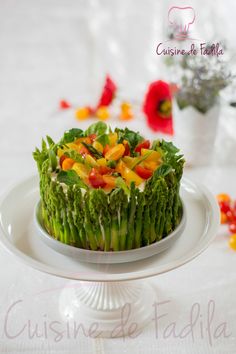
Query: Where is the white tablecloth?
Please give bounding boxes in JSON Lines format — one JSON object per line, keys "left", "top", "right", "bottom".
{"left": 0, "top": 1, "right": 236, "bottom": 353}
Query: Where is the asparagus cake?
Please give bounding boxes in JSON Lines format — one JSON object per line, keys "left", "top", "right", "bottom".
{"left": 33, "top": 122, "right": 184, "bottom": 251}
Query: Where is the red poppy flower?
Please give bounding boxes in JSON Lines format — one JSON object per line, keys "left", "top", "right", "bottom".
{"left": 97, "top": 75, "right": 117, "bottom": 108}
{"left": 143, "top": 80, "right": 174, "bottom": 135}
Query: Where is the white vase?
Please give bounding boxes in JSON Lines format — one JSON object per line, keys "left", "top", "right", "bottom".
{"left": 174, "top": 103, "right": 220, "bottom": 165}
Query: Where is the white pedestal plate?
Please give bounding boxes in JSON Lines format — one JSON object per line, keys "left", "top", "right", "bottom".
{"left": 0, "top": 176, "right": 220, "bottom": 338}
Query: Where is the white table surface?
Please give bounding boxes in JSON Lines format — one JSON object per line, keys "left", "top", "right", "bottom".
{"left": 0, "top": 1, "right": 236, "bottom": 353}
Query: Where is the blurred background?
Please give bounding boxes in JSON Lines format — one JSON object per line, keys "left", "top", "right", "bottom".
{"left": 0, "top": 0, "right": 236, "bottom": 187}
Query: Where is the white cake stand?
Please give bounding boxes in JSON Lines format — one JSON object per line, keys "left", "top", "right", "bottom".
{"left": 0, "top": 176, "right": 220, "bottom": 338}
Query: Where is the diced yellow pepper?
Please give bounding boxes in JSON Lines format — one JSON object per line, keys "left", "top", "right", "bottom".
{"left": 85, "top": 154, "right": 99, "bottom": 167}
{"left": 116, "top": 160, "right": 143, "bottom": 186}
{"left": 72, "top": 163, "right": 89, "bottom": 179}
{"left": 97, "top": 158, "right": 107, "bottom": 166}
{"left": 108, "top": 132, "right": 118, "bottom": 146}
{"left": 141, "top": 149, "right": 162, "bottom": 162}
{"left": 92, "top": 141, "right": 104, "bottom": 153}
{"left": 105, "top": 144, "right": 125, "bottom": 161}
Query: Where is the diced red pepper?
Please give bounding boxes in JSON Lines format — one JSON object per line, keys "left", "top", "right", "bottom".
{"left": 89, "top": 168, "right": 106, "bottom": 188}
{"left": 135, "top": 165, "right": 153, "bottom": 179}
{"left": 135, "top": 140, "right": 150, "bottom": 153}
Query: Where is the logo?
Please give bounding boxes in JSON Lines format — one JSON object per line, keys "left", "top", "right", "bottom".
{"left": 168, "top": 6, "right": 195, "bottom": 40}
{"left": 156, "top": 6, "right": 224, "bottom": 57}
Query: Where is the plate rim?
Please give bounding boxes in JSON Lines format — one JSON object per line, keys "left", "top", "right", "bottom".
{"left": 0, "top": 175, "right": 220, "bottom": 282}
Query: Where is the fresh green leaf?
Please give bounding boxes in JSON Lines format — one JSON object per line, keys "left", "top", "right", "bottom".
{"left": 82, "top": 142, "right": 103, "bottom": 159}
{"left": 64, "top": 150, "right": 84, "bottom": 163}
{"left": 57, "top": 170, "right": 88, "bottom": 189}
{"left": 160, "top": 140, "right": 179, "bottom": 154}
{"left": 60, "top": 128, "right": 84, "bottom": 144}
{"left": 85, "top": 122, "right": 107, "bottom": 136}
{"left": 96, "top": 133, "right": 109, "bottom": 147}
{"left": 115, "top": 127, "right": 143, "bottom": 155}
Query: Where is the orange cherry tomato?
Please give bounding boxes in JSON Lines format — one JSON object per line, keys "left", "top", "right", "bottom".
{"left": 62, "top": 158, "right": 75, "bottom": 171}
{"left": 89, "top": 168, "right": 106, "bottom": 188}
{"left": 220, "top": 212, "right": 227, "bottom": 224}
{"left": 59, "top": 155, "right": 67, "bottom": 167}
{"left": 135, "top": 165, "right": 153, "bottom": 179}
{"left": 217, "top": 193, "right": 231, "bottom": 203}
{"left": 135, "top": 140, "right": 150, "bottom": 153}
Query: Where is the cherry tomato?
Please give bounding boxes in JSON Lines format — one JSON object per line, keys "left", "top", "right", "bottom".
{"left": 89, "top": 168, "right": 106, "bottom": 188}
{"left": 229, "top": 234, "right": 236, "bottom": 251}
{"left": 98, "top": 166, "right": 113, "bottom": 175}
{"left": 123, "top": 141, "right": 130, "bottom": 156}
{"left": 220, "top": 212, "right": 227, "bottom": 224}
{"left": 226, "top": 210, "right": 236, "bottom": 223}
{"left": 79, "top": 145, "right": 90, "bottom": 157}
{"left": 89, "top": 134, "right": 97, "bottom": 142}
{"left": 103, "top": 144, "right": 110, "bottom": 156}
{"left": 229, "top": 223, "right": 236, "bottom": 234}
{"left": 59, "top": 155, "right": 67, "bottom": 167}
{"left": 217, "top": 193, "right": 231, "bottom": 203}
{"left": 135, "top": 140, "right": 150, "bottom": 153}
{"left": 219, "top": 201, "right": 231, "bottom": 214}
{"left": 135, "top": 165, "right": 153, "bottom": 179}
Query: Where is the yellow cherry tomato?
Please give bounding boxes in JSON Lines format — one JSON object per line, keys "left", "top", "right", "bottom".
{"left": 122, "top": 156, "right": 135, "bottom": 169}
{"left": 92, "top": 141, "right": 104, "bottom": 153}
{"left": 72, "top": 163, "right": 89, "bottom": 180}
{"left": 116, "top": 160, "right": 143, "bottom": 186}
{"left": 229, "top": 234, "right": 236, "bottom": 251}
{"left": 143, "top": 160, "right": 159, "bottom": 171}
{"left": 119, "top": 102, "right": 133, "bottom": 120}
{"left": 96, "top": 106, "right": 110, "bottom": 120}
{"left": 97, "top": 158, "right": 107, "bottom": 166}
{"left": 109, "top": 132, "right": 118, "bottom": 146}
{"left": 105, "top": 144, "right": 125, "bottom": 161}
{"left": 141, "top": 148, "right": 162, "bottom": 162}
{"left": 85, "top": 154, "right": 99, "bottom": 167}
{"left": 75, "top": 107, "right": 90, "bottom": 120}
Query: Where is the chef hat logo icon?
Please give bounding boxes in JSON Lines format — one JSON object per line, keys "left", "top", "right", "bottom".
{"left": 168, "top": 6, "right": 195, "bottom": 39}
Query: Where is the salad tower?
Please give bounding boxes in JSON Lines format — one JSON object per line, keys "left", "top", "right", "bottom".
{"left": 33, "top": 122, "right": 184, "bottom": 251}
